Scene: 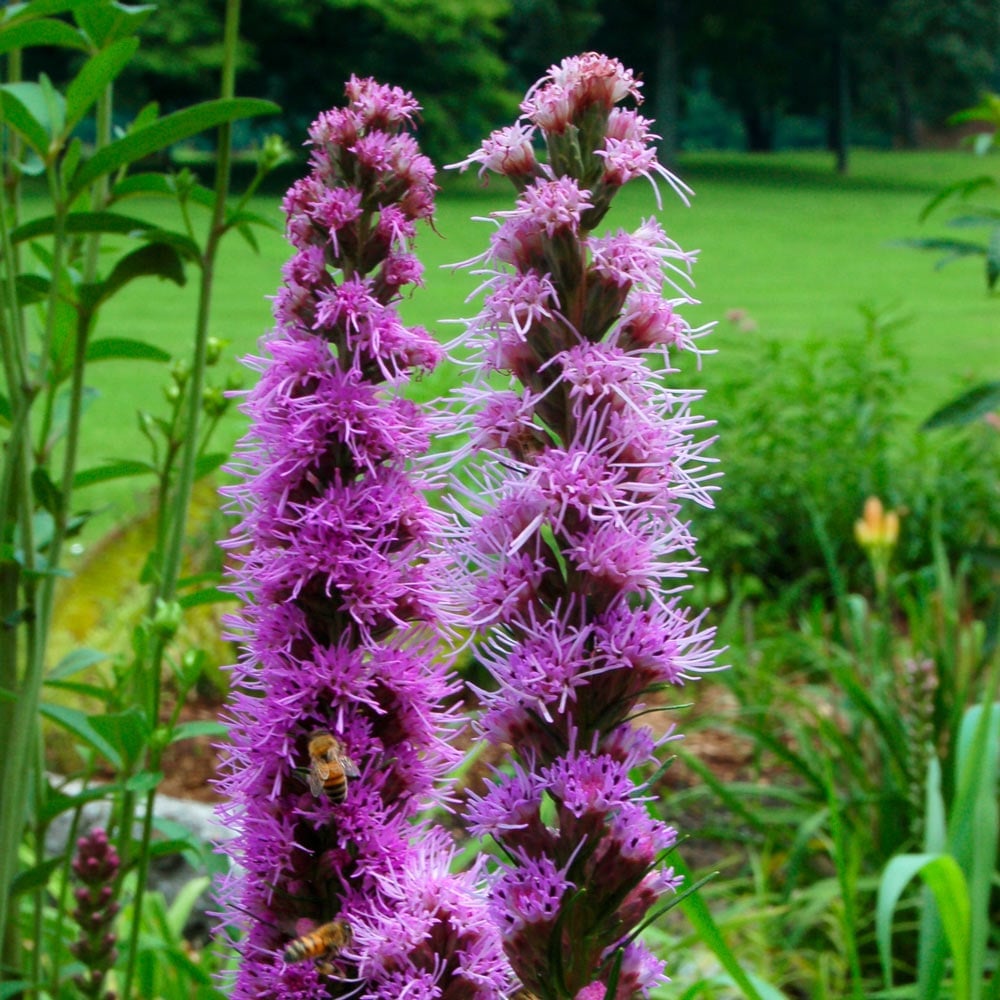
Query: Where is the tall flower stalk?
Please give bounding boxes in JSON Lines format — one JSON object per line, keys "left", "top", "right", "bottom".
{"left": 448, "top": 53, "right": 719, "bottom": 1000}
{"left": 217, "top": 77, "right": 508, "bottom": 999}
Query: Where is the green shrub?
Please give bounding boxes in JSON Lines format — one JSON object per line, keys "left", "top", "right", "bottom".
{"left": 691, "top": 307, "right": 999, "bottom": 607}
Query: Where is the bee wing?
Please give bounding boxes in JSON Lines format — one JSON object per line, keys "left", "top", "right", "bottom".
{"left": 340, "top": 755, "right": 361, "bottom": 779}
{"left": 308, "top": 759, "right": 331, "bottom": 797}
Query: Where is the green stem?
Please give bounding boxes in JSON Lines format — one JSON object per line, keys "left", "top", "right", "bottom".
{"left": 119, "top": 3, "right": 242, "bottom": 997}
{"left": 0, "top": 175, "right": 66, "bottom": 963}
{"left": 30, "top": 733, "right": 45, "bottom": 994}
{"left": 50, "top": 768, "right": 95, "bottom": 1000}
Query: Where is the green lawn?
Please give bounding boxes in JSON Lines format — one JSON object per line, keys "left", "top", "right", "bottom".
{"left": 69, "top": 149, "right": 997, "bottom": 542}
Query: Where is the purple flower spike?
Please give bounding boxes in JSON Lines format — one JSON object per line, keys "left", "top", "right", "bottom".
{"left": 216, "top": 77, "right": 509, "bottom": 999}
{"left": 449, "top": 53, "right": 720, "bottom": 999}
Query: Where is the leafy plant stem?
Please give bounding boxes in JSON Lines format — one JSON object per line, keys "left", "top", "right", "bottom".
{"left": 30, "top": 731, "right": 46, "bottom": 994}
{"left": 51, "top": 769, "right": 96, "bottom": 1000}
{"left": 120, "top": 3, "right": 242, "bottom": 997}
{"left": 0, "top": 174, "right": 69, "bottom": 963}
{"left": 83, "top": 73, "right": 113, "bottom": 284}
{"left": 825, "top": 756, "right": 864, "bottom": 998}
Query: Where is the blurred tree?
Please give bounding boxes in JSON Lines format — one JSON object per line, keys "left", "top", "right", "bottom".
{"left": 90, "top": 0, "right": 1000, "bottom": 165}
{"left": 117, "top": 0, "right": 517, "bottom": 165}
{"left": 499, "top": 0, "right": 601, "bottom": 93}
{"left": 859, "top": 0, "right": 1000, "bottom": 147}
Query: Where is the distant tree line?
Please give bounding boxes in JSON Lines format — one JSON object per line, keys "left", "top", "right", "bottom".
{"left": 28, "top": 0, "right": 1000, "bottom": 170}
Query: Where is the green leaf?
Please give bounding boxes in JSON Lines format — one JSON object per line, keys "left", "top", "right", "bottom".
{"left": 877, "top": 853, "right": 971, "bottom": 994}
{"left": 47, "top": 647, "right": 106, "bottom": 681}
{"left": 226, "top": 207, "right": 281, "bottom": 233}
{"left": 15, "top": 273, "right": 49, "bottom": 304}
{"left": 157, "top": 945, "right": 213, "bottom": 986}
{"left": 147, "top": 830, "right": 204, "bottom": 867}
{"left": 84, "top": 241, "right": 188, "bottom": 309}
{"left": 947, "top": 95, "right": 1000, "bottom": 129}
{"left": 0, "top": 81, "right": 55, "bottom": 157}
{"left": 896, "top": 236, "right": 985, "bottom": 259}
{"left": 112, "top": 171, "right": 216, "bottom": 208}
{"left": 918, "top": 176, "right": 996, "bottom": 221}
{"left": 0, "top": 982, "right": 30, "bottom": 1000}
{"left": 166, "top": 875, "right": 211, "bottom": 940}
{"left": 194, "top": 451, "right": 227, "bottom": 479}
{"left": 69, "top": 97, "right": 280, "bottom": 196}
{"left": 73, "top": 459, "right": 156, "bottom": 488}
{"left": 672, "top": 852, "right": 779, "bottom": 1000}
{"left": 178, "top": 585, "right": 234, "bottom": 610}
{"left": 170, "top": 720, "right": 227, "bottom": 743}
{"left": 30, "top": 466, "right": 63, "bottom": 517}
{"left": 11, "top": 209, "right": 196, "bottom": 249}
{"left": 234, "top": 220, "right": 260, "bottom": 254}
{"left": 10, "top": 856, "right": 62, "bottom": 897}
{"left": 79, "top": 245, "right": 188, "bottom": 313}
{"left": 42, "top": 678, "right": 109, "bottom": 701}
{"left": 946, "top": 210, "right": 1000, "bottom": 227}
{"left": 0, "top": 17, "right": 88, "bottom": 54}
{"left": 0, "top": 0, "right": 81, "bottom": 23}
{"left": 85, "top": 336, "right": 172, "bottom": 363}
{"left": 74, "top": 1, "right": 155, "bottom": 47}
{"left": 39, "top": 702, "right": 122, "bottom": 768}
{"left": 922, "top": 382, "right": 1000, "bottom": 429}
{"left": 65, "top": 37, "right": 138, "bottom": 135}
{"left": 124, "top": 770, "right": 163, "bottom": 793}
{"left": 89, "top": 707, "right": 150, "bottom": 771}
{"left": 987, "top": 225, "right": 1000, "bottom": 291}
{"left": 36, "top": 780, "right": 122, "bottom": 826}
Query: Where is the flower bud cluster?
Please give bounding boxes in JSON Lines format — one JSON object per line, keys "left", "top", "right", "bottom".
{"left": 70, "top": 828, "right": 120, "bottom": 999}
{"left": 449, "top": 53, "right": 719, "bottom": 999}
{"left": 217, "top": 77, "right": 508, "bottom": 999}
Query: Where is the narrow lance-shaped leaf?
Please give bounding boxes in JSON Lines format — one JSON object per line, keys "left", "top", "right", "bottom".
{"left": 47, "top": 647, "right": 106, "bottom": 681}
{"left": 0, "top": 0, "right": 81, "bottom": 24}
{"left": 64, "top": 36, "right": 138, "bottom": 135}
{"left": 85, "top": 336, "right": 172, "bottom": 364}
{"left": 74, "top": 1, "right": 155, "bottom": 47}
{"left": 80, "top": 241, "right": 188, "bottom": 312}
{"left": 877, "top": 853, "right": 971, "bottom": 997}
{"left": 10, "top": 210, "right": 198, "bottom": 254}
{"left": 69, "top": 97, "right": 280, "bottom": 197}
{"left": 0, "top": 82, "right": 54, "bottom": 156}
{"left": 923, "top": 382, "right": 1000, "bottom": 429}
{"left": 919, "top": 176, "right": 997, "bottom": 222}
{"left": 986, "top": 225, "right": 1000, "bottom": 290}
{"left": 0, "top": 17, "right": 89, "bottom": 54}
{"left": 73, "top": 460, "right": 156, "bottom": 490}
{"left": 39, "top": 702, "right": 122, "bottom": 768}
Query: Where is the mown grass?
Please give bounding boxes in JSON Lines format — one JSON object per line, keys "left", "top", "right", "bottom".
{"left": 64, "top": 148, "right": 997, "bottom": 546}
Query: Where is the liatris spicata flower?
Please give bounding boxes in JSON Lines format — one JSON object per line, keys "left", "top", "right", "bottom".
{"left": 70, "top": 828, "right": 120, "bottom": 999}
{"left": 216, "top": 76, "right": 509, "bottom": 999}
{"left": 448, "top": 53, "right": 719, "bottom": 999}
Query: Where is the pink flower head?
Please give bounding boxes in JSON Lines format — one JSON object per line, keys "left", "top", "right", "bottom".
{"left": 345, "top": 73, "right": 421, "bottom": 129}
{"left": 218, "top": 80, "right": 508, "bottom": 999}
{"left": 510, "top": 175, "right": 594, "bottom": 238}
{"left": 446, "top": 52, "right": 718, "bottom": 999}
{"left": 450, "top": 122, "right": 540, "bottom": 182}
{"left": 522, "top": 52, "right": 643, "bottom": 131}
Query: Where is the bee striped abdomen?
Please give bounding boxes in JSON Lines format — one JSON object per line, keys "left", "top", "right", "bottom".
{"left": 284, "top": 920, "right": 351, "bottom": 963}
{"left": 305, "top": 730, "right": 360, "bottom": 803}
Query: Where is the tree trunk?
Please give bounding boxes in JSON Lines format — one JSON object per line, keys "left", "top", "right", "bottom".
{"left": 653, "top": 0, "right": 680, "bottom": 168}
{"left": 892, "top": 45, "right": 918, "bottom": 147}
{"left": 743, "top": 104, "right": 776, "bottom": 151}
{"left": 830, "top": 8, "right": 850, "bottom": 174}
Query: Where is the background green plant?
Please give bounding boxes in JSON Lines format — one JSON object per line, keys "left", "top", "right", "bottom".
{"left": 0, "top": 1, "right": 280, "bottom": 996}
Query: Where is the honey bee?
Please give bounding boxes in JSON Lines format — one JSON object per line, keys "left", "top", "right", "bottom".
{"left": 283, "top": 919, "right": 351, "bottom": 964}
{"left": 306, "top": 730, "right": 360, "bottom": 803}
